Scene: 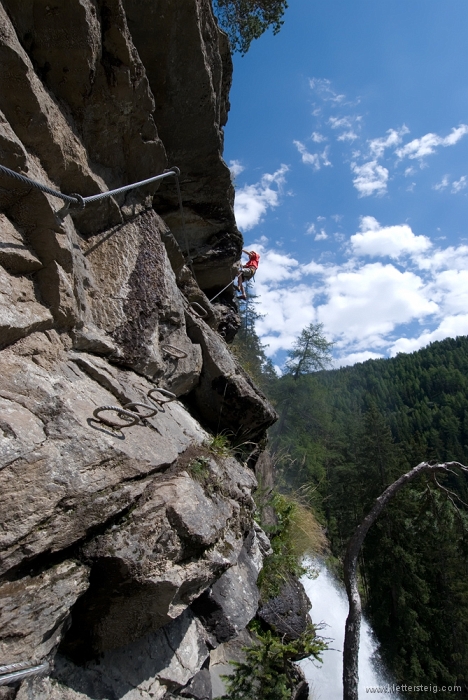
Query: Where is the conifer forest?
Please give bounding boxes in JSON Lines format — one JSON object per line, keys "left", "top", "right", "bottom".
{"left": 234, "top": 292, "right": 468, "bottom": 698}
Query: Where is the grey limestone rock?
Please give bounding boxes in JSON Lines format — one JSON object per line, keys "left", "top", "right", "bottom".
{"left": 257, "top": 574, "right": 313, "bottom": 642}
{"left": 0, "top": 561, "right": 89, "bottom": 666}
{"left": 123, "top": 0, "right": 241, "bottom": 292}
{"left": 0, "top": 213, "right": 42, "bottom": 273}
{"left": 0, "top": 265, "right": 53, "bottom": 348}
{"left": 31, "top": 610, "right": 210, "bottom": 700}
{"left": 179, "top": 664, "right": 212, "bottom": 699}
{"left": 0, "top": 1, "right": 277, "bottom": 696}
{"left": 0, "top": 330, "right": 208, "bottom": 576}
{"left": 185, "top": 311, "right": 278, "bottom": 441}
{"left": 60, "top": 470, "right": 249, "bottom": 657}
{"left": 191, "top": 527, "right": 267, "bottom": 644}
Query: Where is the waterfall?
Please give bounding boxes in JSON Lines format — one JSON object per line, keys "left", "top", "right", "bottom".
{"left": 300, "top": 561, "right": 401, "bottom": 700}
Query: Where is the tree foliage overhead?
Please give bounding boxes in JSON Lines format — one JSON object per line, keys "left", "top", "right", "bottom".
{"left": 212, "top": 0, "right": 289, "bottom": 54}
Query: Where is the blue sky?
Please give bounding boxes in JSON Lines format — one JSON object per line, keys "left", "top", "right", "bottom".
{"left": 223, "top": 0, "right": 468, "bottom": 368}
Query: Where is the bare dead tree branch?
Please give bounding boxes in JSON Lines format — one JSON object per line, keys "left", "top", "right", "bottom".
{"left": 433, "top": 475, "right": 468, "bottom": 509}
{"left": 342, "top": 461, "right": 468, "bottom": 700}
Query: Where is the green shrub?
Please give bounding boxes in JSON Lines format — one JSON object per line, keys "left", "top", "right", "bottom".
{"left": 206, "top": 433, "right": 232, "bottom": 457}
{"left": 221, "top": 622, "right": 326, "bottom": 699}
{"left": 187, "top": 456, "right": 211, "bottom": 484}
{"left": 257, "top": 492, "right": 326, "bottom": 600}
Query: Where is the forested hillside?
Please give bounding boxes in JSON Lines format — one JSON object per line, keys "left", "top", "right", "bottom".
{"left": 234, "top": 306, "right": 468, "bottom": 698}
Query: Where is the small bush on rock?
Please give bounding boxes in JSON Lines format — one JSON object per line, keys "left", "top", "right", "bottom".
{"left": 221, "top": 622, "right": 326, "bottom": 699}
{"left": 206, "top": 433, "right": 232, "bottom": 457}
{"left": 257, "top": 492, "right": 325, "bottom": 600}
{"left": 187, "top": 456, "right": 211, "bottom": 483}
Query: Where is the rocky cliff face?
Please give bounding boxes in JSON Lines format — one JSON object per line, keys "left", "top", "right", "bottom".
{"left": 0, "top": 2, "right": 277, "bottom": 698}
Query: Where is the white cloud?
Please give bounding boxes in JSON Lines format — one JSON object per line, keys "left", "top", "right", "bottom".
{"left": 315, "top": 230, "right": 328, "bottom": 241}
{"left": 251, "top": 249, "right": 439, "bottom": 359}
{"left": 351, "top": 160, "right": 389, "bottom": 197}
{"left": 350, "top": 217, "right": 432, "bottom": 259}
{"left": 309, "top": 78, "right": 346, "bottom": 104}
{"left": 395, "top": 124, "right": 468, "bottom": 161}
{"left": 328, "top": 116, "right": 352, "bottom": 130}
{"left": 294, "top": 140, "right": 320, "bottom": 169}
{"left": 432, "top": 174, "right": 466, "bottom": 194}
{"left": 337, "top": 130, "right": 358, "bottom": 142}
{"left": 251, "top": 244, "right": 301, "bottom": 285}
{"left": 316, "top": 263, "right": 437, "bottom": 341}
{"left": 234, "top": 165, "right": 289, "bottom": 231}
{"left": 445, "top": 125, "right": 468, "bottom": 145}
{"left": 229, "top": 159, "right": 245, "bottom": 178}
{"left": 431, "top": 270, "right": 468, "bottom": 315}
{"left": 305, "top": 223, "right": 316, "bottom": 235}
{"left": 433, "top": 174, "right": 450, "bottom": 191}
{"left": 335, "top": 351, "right": 384, "bottom": 367}
{"left": 415, "top": 244, "right": 468, "bottom": 272}
{"left": 255, "top": 284, "right": 317, "bottom": 352}
{"left": 247, "top": 226, "right": 468, "bottom": 367}
{"left": 321, "top": 147, "right": 332, "bottom": 167}
{"left": 390, "top": 314, "right": 468, "bottom": 356}
{"left": 452, "top": 175, "right": 467, "bottom": 193}
{"left": 368, "top": 126, "right": 409, "bottom": 158}
{"left": 294, "top": 141, "right": 331, "bottom": 170}
{"left": 311, "top": 132, "right": 327, "bottom": 143}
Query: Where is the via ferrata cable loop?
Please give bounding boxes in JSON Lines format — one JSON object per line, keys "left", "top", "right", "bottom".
{"left": 92, "top": 405, "right": 140, "bottom": 428}
{"left": 147, "top": 387, "right": 177, "bottom": 405}
{"left": 190, "top": 301, "right": 208, "bottom": 318}
{"left": 161, "top": 344, "right": 188, "bottom": 359}
{"left": 123, "top": 402, "right": 158, "bottom": 419}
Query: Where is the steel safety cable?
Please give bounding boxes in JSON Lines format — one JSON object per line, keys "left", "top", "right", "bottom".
{"left": 208, "top": 278, "right": 236, "bottom": 303}
{"left": 0, "top": 163, "right": 180, "bottom": 208}
{"left": 0, "top": 164, "right": 80, "bottom": 205}
{"left": 0, "top": 662, "right": 49, "bottom": 686}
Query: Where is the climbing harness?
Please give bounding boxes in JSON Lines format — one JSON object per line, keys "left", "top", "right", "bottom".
{"left": 92, "top": 405, "right": 141, "bottom": 428}
{"left": 0, "top": 661, "right": 49, "bottom": 686}
{"left": 0, "top": 163, "right": 180, "bottom": 209}
{"left": 161, "top": 344, "right": 188, "bottom": 359}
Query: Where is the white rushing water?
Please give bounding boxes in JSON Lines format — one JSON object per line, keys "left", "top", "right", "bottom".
{"left": 300, "top": 562, "right": 401, "bottom": 700}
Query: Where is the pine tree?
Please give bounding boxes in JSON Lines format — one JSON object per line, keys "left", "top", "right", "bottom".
{"left": 284, "top": 322, "right": 333, "bottom": 380}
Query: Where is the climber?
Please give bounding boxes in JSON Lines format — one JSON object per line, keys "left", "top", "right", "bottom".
{"left": 236, "top": 249, "right": 260, "bottom": 300}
